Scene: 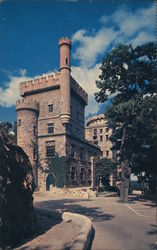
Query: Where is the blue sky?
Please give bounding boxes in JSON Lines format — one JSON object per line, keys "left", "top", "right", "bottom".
{"left": 0, "top": 0, "right": 155, "bottom": 122}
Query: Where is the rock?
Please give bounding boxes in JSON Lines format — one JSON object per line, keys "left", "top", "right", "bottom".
{"left": 0, "top": 135, "right": 36, "bottom": 248}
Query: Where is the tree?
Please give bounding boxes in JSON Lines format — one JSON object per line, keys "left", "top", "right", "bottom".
{"left": 95, "top": 43, "right": 157, "bottom": 198}
{"left": 0, "top": 122, "right": 17, "bottom": 144}
{"left": 95, "top": 158, "right": 117, "bottom": 191}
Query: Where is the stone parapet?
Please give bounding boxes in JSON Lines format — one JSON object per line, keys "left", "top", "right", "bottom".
{"left": 59, "top": 37, "right": 72, "bottom": 48}
{"left": 20, "top": 73, "right": 60, "bottom": 97}
{"left": 86, "top": 113, "right": 106, "bottom": 126}
{"left": 70, "top": 76, "right": 88, "bottom": 105}
{"left": 16, "top": 99, "right": 39, "bottom": 112}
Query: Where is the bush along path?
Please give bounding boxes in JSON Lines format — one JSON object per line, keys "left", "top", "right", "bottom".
{"left": 0, "top": 134, "right": 36, "bottom": 248}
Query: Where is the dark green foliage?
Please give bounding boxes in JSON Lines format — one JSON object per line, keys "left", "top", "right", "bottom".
{"left": 46, "top": 154, "right": 68, "bottom": 188}
{"left": 95, "top": 158, "right": 117, "bottom": 190}
{"left": 95, "top": 42, "right": 157, "bottom": 193}
{"left": 0, "top": 121, "right": 17, "bottom": 143}
{"left": 95, "top": 43, "right": 156, "bottom": 104}
{"left": 0, "top": 135, "right": 36, "bottom": 248}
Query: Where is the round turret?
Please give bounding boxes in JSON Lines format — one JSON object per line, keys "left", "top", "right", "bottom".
{"left": 59, "top": 37, "right": 72, "bottom": 125}
{"left": 16, "top": 99, "right": 39, "bottom": 185}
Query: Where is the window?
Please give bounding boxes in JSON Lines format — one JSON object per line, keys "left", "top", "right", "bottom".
{"left": 106, "top": 127, "right": 109, "bottom": 133}
{"left": 48, "top": 123, "right": 54, "bottom": 133}
{"left": 100, "top": 135, "right": 103, "bottom": 142}
{"left": 94, "top": 140, "right": 98, "bottom": 145}
{"left": 66, "top": 57, "right": 68, "bottom": 65}
{"left": 100, "top": 128, "right": 103, "bottom": 133}
{"left": 71, "top": 145, "right": 75, "bottom": 158}
{"left": 80, "top": 148, "right": 84, "bottom": 160}
{"left": 68, "top": 124, "right": 72, "bottom": 134}
{"left": 77, "top": 111, "right": 80, "bottom": 121}
{"left": 106, "top": 150, "right": 109, "bottom": 157}
{"left": 33, "top": 126, "right": 36, "bottom": 136}
{"left": 46, "top": 145, "right": 55, "bottom": 157}
{"left": 71, "top": 167, "right": 76, "bottom": 180}
{"left": 18, "top": 119, "right": 21, "bottom": 126}
{"left": 94, "top": 129, "right": 97, "bottom": 136}
{"left": 106, "top": 135, "right": 109, "bottom": 141}
{"left": 80, "top": 168, "right": 84, "bottom": 181}
{"left": 93, "top": 135, "right": 97, "bottom": 140}
{"left": 88, "top": 168, "right": 91, "bottom": 177}
{"left": 48, "top": 104, "right": 53, "bottom": 113}
{"left": 33, "top": 146, "right": 36, "bottom": 160}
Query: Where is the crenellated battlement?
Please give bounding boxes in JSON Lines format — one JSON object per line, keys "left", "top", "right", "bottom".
{"left": 20, "top": 73, "right": 60, "bottom": 96}
{"left": 86, "top": 114, "right": 106, "bottom": 126}
{"left": 59, "top": 37, "right": 72, "bottom": 48}
{"left": 16, "top": 99, "right": 39, "bottom": 112}
{"left": 70, "top": 76, "right": 88, "bottom": 105}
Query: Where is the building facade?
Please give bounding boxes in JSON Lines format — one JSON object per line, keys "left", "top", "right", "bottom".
{"left": 16, "top": 37, "right": 100, "bottom": 191}
{"left": 85, "top": 114, "right": 113, "bottom": 159}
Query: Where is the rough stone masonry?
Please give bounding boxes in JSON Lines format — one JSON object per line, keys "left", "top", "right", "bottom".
{"left": 16, "top": 37, "right": 101, "bottom": 191}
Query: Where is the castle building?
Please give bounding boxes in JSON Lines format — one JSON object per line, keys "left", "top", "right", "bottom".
{"left": 85, "top": 114, "right": 115, "bottom": 187}
{"left": 16, "top": 37, "right": 100, "bottom": 191}
{"left": 85, "top": 114, "right": 113, "bottom": 159}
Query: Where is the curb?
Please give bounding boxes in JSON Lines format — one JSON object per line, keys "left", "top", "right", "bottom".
{"left": 62, "top": 212, "right": 93, "bottom": 250}
{"left": 35, "top": 207, "right": 93, "bottom": 250}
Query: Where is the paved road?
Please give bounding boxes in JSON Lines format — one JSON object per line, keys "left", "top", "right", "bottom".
{"left": 34, "top": 192, "right": 157, "bottom": 250}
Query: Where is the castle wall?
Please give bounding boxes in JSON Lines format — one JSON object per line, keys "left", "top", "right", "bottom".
{"left": 38, "top": 134, "right": 66, "bottom": 191}
{"left": 23, "top": 88, "right": 66, "bottom": 136}
{"left": 85, "top": 114, "right": 113, "bottom": 159}
{"left": 16, "top": 101, "right": 38, "bottom": 183}
{"left": 66, "top": 135, "right": 100, "bottom": 187}
{"left": 16, "top": 37, "right": 100, "bottom": 191}
{"left": 69, "top": 92, "right": 85, "bottom": 140}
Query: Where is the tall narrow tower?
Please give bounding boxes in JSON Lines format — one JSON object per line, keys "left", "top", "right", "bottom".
{"left": 59, "top": 37, "right": 72, "bottom": 125}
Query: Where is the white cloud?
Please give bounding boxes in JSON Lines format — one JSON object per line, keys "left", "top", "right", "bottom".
{"left": 130, "top": 31, "right": 156, "bottom": 48}
{"left": 72, "top": 29, "right": 117, "bottom": 68}
{"left": 72, "top": 3, "right": 155, "bottom": 69}
{"left": 0, "top": 69, "right": 54, "bottom": 107}
{"left": 71, "top": 3, "right": 155, "bottom": 117}
{"left": 112, "top": 3, "right": 155, "bottom": 37}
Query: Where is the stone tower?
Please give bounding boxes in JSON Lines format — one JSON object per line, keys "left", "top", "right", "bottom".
{"left": 59, "top": 37, "right": 72, "bottom": 125}
{"left": 16, "top": 99, "right": 39, "bottom": 183}
{"left": 16, "top": 37, "right": 101, "bottom": 191}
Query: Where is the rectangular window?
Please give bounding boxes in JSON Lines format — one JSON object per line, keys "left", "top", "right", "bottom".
{"left": 80, "top": 148, "right": 84, "bottom": 160}
{"left": 80, "top": 168, "right": 84, "bottom": 181}
{"left": 100, "top": 135, "right": 103, "bottom": 142}
{"left": 106, "top": 135, "right": 109, "bottom": 141}
{"left": 71, "top": 145, "right": 75, "bottom": 158}
{"left": 33, "top": 146, "right": 36, "bottom": 160}
{"left": 33, "top": 126, "right": 36, "bottom": 136}
{"left": 94, "top": 129, "right": 97, "bottom": 136}
{"left": 93, "top": 135, "right": 97, "bottom": 140}
{"left": 100, "top": 128, "right": 103, "bottom": 133}
{"left": 106, "top": 150, "right": 109, "bottom": 157}
{"left": 48, "top": 104, "right": 53, "bottom": 113}
{"left": 46, "top": 145, "right": 55, "bottom": 157}
{"left": 48, "top": 123, "right": 54, "bottom": 133}
{"left": 71, "top": 167, "right": 76, "bottom": 180}
{"left": 106, "top": 127, "right": 109, "bottom": 133}
{"left": 18, "top": 119, "right": 21, "bottom": 126}
{"left": 77, "top": 111, "right": 79, "bottom": 121}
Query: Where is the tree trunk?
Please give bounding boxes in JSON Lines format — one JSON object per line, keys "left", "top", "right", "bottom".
{"left": 119, "top": 127, "right": 131, "bottom": 202}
